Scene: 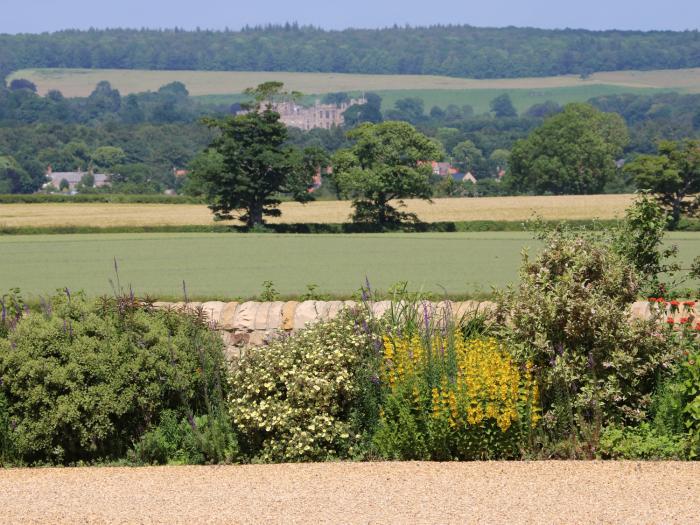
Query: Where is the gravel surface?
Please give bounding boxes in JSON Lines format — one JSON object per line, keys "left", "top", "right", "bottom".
{"left": 1, "top": 461, "right": 698, "bottom": 524}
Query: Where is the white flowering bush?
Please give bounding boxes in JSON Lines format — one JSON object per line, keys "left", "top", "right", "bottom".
{"left": 229, "top": 310, "right": 380, "bottom": 462}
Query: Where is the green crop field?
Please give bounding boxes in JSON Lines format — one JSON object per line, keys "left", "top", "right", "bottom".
{"left": 196, "top": 85, "right": 665, "bottom": 114}
{"left": 2, "top": 232, "right": 699, "bottom": 299}
{"left": 9, "top": 67, "right": 700, "bottom": 113}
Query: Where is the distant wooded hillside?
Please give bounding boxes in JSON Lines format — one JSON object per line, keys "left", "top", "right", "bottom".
{"left": 2, "top": 25, "right": 700, "bottom": 80}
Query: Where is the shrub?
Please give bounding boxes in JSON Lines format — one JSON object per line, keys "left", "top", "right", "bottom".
{"left": 0, "top": 291, "right": 229, "bottom": 464}
{"left": 0, "top": 390, "right": 14, "bottom": 465}
{"left": 374, "top": 333, "right": 539, "bottom": 460}
{"left": 132, "top": 409, "right": 238, "bottom": 465}
{"left": 676, "top": 340, "right": 700, "bottom": 457}
{"left": 598, "top": 423, "right": 689, "bottom": 459}
{"left": 613, "top": 192, "right": 680, "bottom": 297}
{"left": 229, "top": 310, "right": 379, "bottom": 462}
{"left": 498, "top": 225, "right": 680, "bottom": 454}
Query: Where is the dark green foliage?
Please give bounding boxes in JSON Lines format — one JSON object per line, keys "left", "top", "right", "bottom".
{"left": 3, "top": 26, "right": 700, "bottom": 79}
{"left": 613, "top": 193, "right": 680, "bottom": 295}
{"left": 372, "top": 391, "right": 428, "bottom": 460}
{"left": 0, "top": 155, "right": 43, "bottom": 194}
{"left": 8, "top": 79, "right": 37, "bottom": 92}
{"left": 598, "top": 423, "right": 689, "bottom": 459}
{"left": 510, "top": 103, "right": 629, "bottom": 194}
{"left": 193, "top": 87, "right": 321, "bottom": 227}
{"left": 498, "top": 223, "right": 680, "bottom": 454}
{"left": 333, "top": 121, "right": 443, "bottom": 225}
{"left": 490, "top": 94, "right": 517, "bottom": 118}
{"left": 132, "top": 410, "right": 238, "bottom": 465}
{"left": 0, "top": 193, "right": 204, "bottom": 204}
{"left": 0, "top": 391, "right": 13, "bottom": 465}
{"left": 624, "top": 140, "right": 700, "bottom": 228}
{"left": 0, "top": 291, "right": 229, "bottom": 465}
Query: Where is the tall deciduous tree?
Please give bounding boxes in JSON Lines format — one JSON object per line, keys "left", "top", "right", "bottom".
{"left": 509, "top": 103, "right": 629, "bottom": 195}
{"left": 191, "top": 83, "right": 322, "bottom": 228}
{"left": 332, "top": 121, "right": 443, "bottom": 225}
{"left": 624, "top": 139, "right": 700, "bottom": 228}
{"left": 490, "top": 94, "right": 517, "bottom": 118}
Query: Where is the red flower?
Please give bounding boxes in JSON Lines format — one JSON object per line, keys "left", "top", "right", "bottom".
{"left": 648, "top": 297, "right": 656, "bottom": 303}
{"left": 670, "top": 300, "right": 680, "bottom": 307}
{"left": 658, "top": 297, "right": 665, "bottom": 303}
{"left": 666, "top": 317, "right": 675, "bottom": 324}
{"left": 680, "top": 317, "right": 689, "bottom": 324}
{"left": 696, "top": 323, "right": 700, "bottom": 331}
{"left": 683, "top": 301, "right": 696, "bottom": 308}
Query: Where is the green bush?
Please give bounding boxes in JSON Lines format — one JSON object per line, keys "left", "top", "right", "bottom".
{"left": 229, "top": 310, "right": 379, "bottom": 462}
{"left": 599, "top": 423, "right": 689, "bottom": 459}
{"left": 132, "top": 410, "right": 238, "bottom": 465}
{"left": 676, "top": 343, "right": 700, "bottom": 457}
{"left": 0, "top": 390, "right": 14, "bottom": 465}
{"left": 498, "top": 225, "right": 680, "bottom": 454}
{"left": 0, "top": 291, "right": 229, "bottom": 465}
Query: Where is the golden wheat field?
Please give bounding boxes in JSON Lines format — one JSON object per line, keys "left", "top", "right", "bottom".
{"left": 0, "top": 195, "right": 637, "bottom": 228}
{"left": 9, "top": 67, "right": 700, "bottom": 97}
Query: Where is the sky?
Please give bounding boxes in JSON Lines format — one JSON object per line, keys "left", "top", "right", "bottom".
{"left": 1, "top": 0, "right": 699, "bottom": 34}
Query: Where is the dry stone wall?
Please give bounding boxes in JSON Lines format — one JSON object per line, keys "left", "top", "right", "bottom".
{"left": 151, "top": 300, "right": 695, "bottom": 361}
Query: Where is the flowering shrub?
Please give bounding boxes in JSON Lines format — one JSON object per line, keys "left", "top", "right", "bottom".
{"left": 374, "top": 332, "right": 539, "bottom": 460}
{"left": 229, "top": 311, "right": 379, "bottom": 462}
{"left": 498, "top": 226, "right": 681, "bottom": 455}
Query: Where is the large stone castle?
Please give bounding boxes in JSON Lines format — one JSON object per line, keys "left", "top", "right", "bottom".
{"left": 250, "top": 97, "right": 367, "bottom": 130}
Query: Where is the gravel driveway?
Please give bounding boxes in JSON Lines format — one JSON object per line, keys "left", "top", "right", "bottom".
{"left": 1, "top": 461, "right": 698, "bottom": 524}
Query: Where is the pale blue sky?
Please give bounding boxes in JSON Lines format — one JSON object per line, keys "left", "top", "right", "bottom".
{"left": 1, "top": 0, "right": 699, "bottom": 34}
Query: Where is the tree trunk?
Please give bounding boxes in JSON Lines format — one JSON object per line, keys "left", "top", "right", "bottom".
{"left": 247, "top": 204, "right": 264, "bottom": 228}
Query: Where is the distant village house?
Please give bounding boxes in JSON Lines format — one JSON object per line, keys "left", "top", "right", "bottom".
{"left": 43, "top": 166, "right": 111, "bottom": 192}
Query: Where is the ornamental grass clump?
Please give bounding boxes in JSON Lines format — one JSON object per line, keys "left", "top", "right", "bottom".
{"left": 375, "top": 331, "right": 539, "bottom": 460}
{"left": 229, "top": 309, "right": 380, "bottom": 463}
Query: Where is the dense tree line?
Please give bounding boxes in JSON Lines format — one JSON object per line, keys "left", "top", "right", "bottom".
{"left": 0, "top": 122, "right": 214, "bottom": 193}
{"left": 0, "top": 80, "right": 206, "bottom": 126}
{"left": 2, "top": 77, "right": 700, "bottom": 197}
{"left": 2, "top": 25, "right": 700, "bottom": 80}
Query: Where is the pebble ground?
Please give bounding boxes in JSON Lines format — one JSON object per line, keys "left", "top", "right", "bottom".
{"left": 1, "top": 461, "right": 698, "bottom": 524}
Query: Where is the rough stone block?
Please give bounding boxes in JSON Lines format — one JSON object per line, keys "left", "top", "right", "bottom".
{"left": 326, "top": 301, "right": 345, "bottom": 320}
{"left": 222, "top": 331, "right": 250, "bottom": 347}
{"left": 254, "top": 302, "right": 272, "bottom": 330}
{"left": 630, "top": 301, "right": 651, "bottom": 321}
{"left": 266, "top": 301, "right": 285, "bottom": 329}
{"left": 282, "top": 301, "right": 298, "bottom": 331}
{"left": 249, "top": 331, "right": 268, "bottom": 347}
{"left": 343, "top": 300, "right": 358, "bottom": 312}
{"left": 234, "top": 301, "right": 259, "bottom": 331}
{"left": 371, "top": 300, "right": 392, "bottom": 319}
{"left": 152, "top": 301, "right": 172, "bottom": 309}
{"left": 315, "top": 301, "right": 332, "bottom": 320}
{"left": 219, "top": 302, "right": 239, "bottom": 330}
{"left": 294, "top": 301, "right": 322, "bottom": 330}
{"left": 201, "top": 301, "right": 225, "bottom": 325}
{"left": 478, "top": 301, "right": 498, "bottom": 314}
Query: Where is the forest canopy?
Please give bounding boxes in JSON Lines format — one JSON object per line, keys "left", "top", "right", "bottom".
{"left": 2, "top": 25, "right": 700, "bottom": 80}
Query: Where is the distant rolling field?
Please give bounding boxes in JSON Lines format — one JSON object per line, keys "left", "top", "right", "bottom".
{"left": 1, "top": 232, "right": 698, "bottom": 299}
{"left": 0, "top": 195, "right": 638, "bottom": 228}
{"left": 8, "top": 67, "right": 700, "bottom": 112}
